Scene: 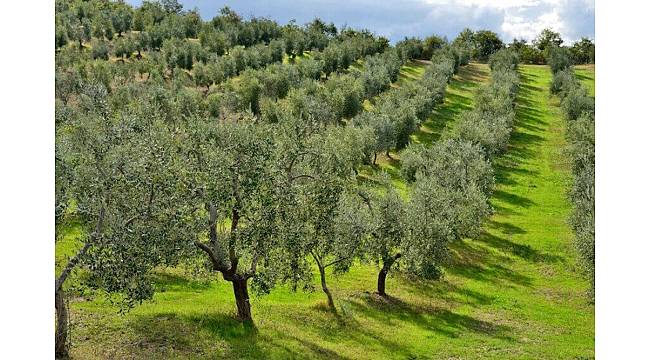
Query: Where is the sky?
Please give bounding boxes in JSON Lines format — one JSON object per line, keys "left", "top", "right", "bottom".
{"left": 126, "top": 0, "right": 595, "bottom": 44}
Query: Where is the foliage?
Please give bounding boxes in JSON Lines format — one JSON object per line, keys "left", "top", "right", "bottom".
{"left": 534, "top": 28, "right": 563, "bottom": 51}
{"left": 546, "top": 45, "right": 572, "bottom": 74}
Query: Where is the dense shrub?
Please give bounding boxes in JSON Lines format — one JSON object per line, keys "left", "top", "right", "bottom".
{"left": 546, "top": 45, "right": 572, "bottom": 74}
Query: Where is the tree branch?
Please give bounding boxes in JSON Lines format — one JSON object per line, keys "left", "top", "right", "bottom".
{"left": 194, "top": 241, "right": 228, "bottom": 273}
{"left": 55, "top": 207, "right": 105, "bottom": 292}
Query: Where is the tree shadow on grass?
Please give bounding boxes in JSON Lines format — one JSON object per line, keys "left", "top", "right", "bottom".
{"left": 489, "top": 220, "right": 526, "bottom": 234}
{"left": 129, "top": 312, "right": 267, "bottom": 359}
{"left": 477, "top": 232, "right": 564, "bottom": 264}
{"left": 152, "top": 272, "right": 213, "bottom": 293}
{"left": 447, "top": 240, "right": 533, "bottom": 288}
{"left": 390, "top": 274, "right": 497, "bottom": 307}
{"left": 491, "top": 189, "right": 536, "bottom": 208}
{"left": 348, "top": 293, "right": 515, "bottom": 341}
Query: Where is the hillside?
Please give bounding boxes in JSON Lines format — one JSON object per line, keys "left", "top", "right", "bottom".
{"left": 58, "top": 63, "right": 595, "bottom": 360}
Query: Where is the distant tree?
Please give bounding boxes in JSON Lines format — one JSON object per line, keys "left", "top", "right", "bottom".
{"left": 422, "top": 35, "right": 446, "bottom": 59}
{"left": 283, "top": 21, "right": 307, "bottom": 58}
{"left": 92, "top": 15, "right": 114, "bottom": 40}
{"left": 325, "top": 74, "right": 363, "bottom": 120}
{"left": 472, "top": 30, "right": 504, "bottom": 61}
{"left": 70, "top": 18, "right": 92, "bottom": 49}
{"left": 133, "top": 31, "right": 150, "bottom": 59}
{"left": 452, "top": 28, "right": 474, "bottom": 61}
{"left": 570, "top": 37, "right": 595, "bottom": 64}
{"left": 235, "top": 71, "right": 262, "bottom": 115}
{"left": 161, "top": 0, "right": 183, "bottom": 14}
{"left": 111, "top": 6, "right": 133, "bottom": 37}
{"left": 114, "top": 36, "right": 134, "bottom": 59}
{"left": 534, "top": 28, "right": 564, "bottom": 51}
{"left": 395, "top": 37, "right": 423, "bottom": 61}
{"left": 55, "top": 21, "right": 68, "bottom": 48}
{"left": 509, "top": 39, "right": 544, "bottom": 64}
{"left": 199, "top": 26, "right": 229, "bottom": 55}
{"left": 192, "top": 61, "right": 213, "bottom": 92}
{"left": 183, "top": 9, "right": 202, "bottom": 38}
{"left": 546, "top": 45, "right": 572, "bottom": 74}
{"left": 218, "top": 6, "right": 242, "bottom": 23}
{"left": 91, "top": 40, "right": 109, "bottom": 60}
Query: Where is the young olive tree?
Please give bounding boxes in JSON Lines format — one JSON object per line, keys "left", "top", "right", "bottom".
{"left": 364, "top": 182, "right": 406, "bottom": 296}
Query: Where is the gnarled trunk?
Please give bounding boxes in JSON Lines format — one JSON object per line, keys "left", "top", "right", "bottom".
{"left": 55, "top": 289, "right": 68, "bottom": 358}
{"left": 377, "top": 253, "right": 401, "bottom": 296}
{"left": 232, "top": 277, "right": 252, "bottom": 321}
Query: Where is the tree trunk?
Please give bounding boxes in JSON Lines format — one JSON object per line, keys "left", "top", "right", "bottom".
{"left": 386, "top": 150, "right": 392, "bottom": 159}
{"left": 373, "top": 152, "right": 377, "bottom": 165}
{"left": 377, "top": 253, "right": 401, "bottom": 296}
{"left": 317, "top": 262, "right": 335, "bottom": 310}
{"left": 377, "top": 267, "right": 388, "bottom": 296}
{"left": 232, "top": 278, "right": 252, "bottom": 322}
{"left": 55, "top": 289, "right": 68, "bottom": 358}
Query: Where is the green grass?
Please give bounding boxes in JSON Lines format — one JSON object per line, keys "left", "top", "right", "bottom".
{"left": 574, "top": 64, "right": 595, "bottom": 97}
{"left": 59, "top": 64, "right": 594, "bottom": 359}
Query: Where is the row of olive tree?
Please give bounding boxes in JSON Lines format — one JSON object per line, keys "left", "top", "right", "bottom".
{"left": 56, "top": 0, "right": 283, "bottom": 52}
{"left": 451, "top": 49, "right": 520, "bottom": 159}
{"left": 548, "top": 47, "right": 595, "bottom": 300}
{"left": 54, "top": 41, "right": 454, "bottom": 354}
{"left": 390, "top": 49, "right": 521, "bottom": 283}
{"left": 202, "top": 35, "right": 390, "bottom": 119}
{"left": 352, "top": 47, "right": 460, "bottom": 164}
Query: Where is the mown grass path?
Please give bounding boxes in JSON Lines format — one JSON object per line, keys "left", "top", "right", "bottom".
{"left": 62, "top": 64, "right": 594, "bottom": 360}
{"left": 438, "top": 64, "right": 595, "bottom": 358}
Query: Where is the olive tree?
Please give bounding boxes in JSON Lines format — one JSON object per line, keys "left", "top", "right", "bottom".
{"left": 55, "top": 82, "right": 190, "bottom": 357}
{"left": 183, "top": 117, "right": 282, "bottom": 321}
{"left": 111, "top": 5, "right": 133, "bottom": 37}
{"left": 275, "top": 123, "right": 369, "bottom": 310}
{"left": 364, "top": 183, "right": 406, "bottom": 296}
{"left": 400, "top": 139, "right": 494, "bottom": 279}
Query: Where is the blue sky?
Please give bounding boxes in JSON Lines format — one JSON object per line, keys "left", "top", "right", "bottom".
{"left": 126, "top": 0, "right": 594, "bottom": 44}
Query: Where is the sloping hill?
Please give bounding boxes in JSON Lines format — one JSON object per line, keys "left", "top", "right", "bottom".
{"left": 61, "top": 64, "right": 595, "bottom": 359}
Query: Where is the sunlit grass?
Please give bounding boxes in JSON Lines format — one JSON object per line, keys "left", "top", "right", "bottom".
{"left": 58, "top": 65, "right": 594, "bottom": 359}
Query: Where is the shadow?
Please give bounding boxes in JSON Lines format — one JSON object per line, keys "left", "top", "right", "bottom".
{"left": 489, "top": 220, "right": 526, "bottom": 234}
{"left": 478, "top": 232, "right": 564, "bottom": 264}
{"left": 390, "top": 275, "right": 497, "bottom": 307}
{"left": 348, "top": 293, "right": 515, "bottom": 341}
{"left": 130, "top": 312, "right": 266, "bottom": 358}
{"left": 152, "top": 272, "right": 212, "bottom": 293}
{"left": 492, "top": 189, "right": 536, "bottom": 208}
{"left": 447, "top": 240, "right": 533, "bottom": 288}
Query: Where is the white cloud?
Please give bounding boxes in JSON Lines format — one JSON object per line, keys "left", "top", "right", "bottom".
{"left": 421, "top": 0, "right": 594, "bottom": 43}
{"left": 126, "top": 0, "right": 594, "bottom": 43}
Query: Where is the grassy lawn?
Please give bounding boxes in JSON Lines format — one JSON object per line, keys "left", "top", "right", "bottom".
{"left": 574, "top": 64, "right": 595, "bottom": 97}
{"left": 58, "top": 64, "right": 594, "bottom": 359}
